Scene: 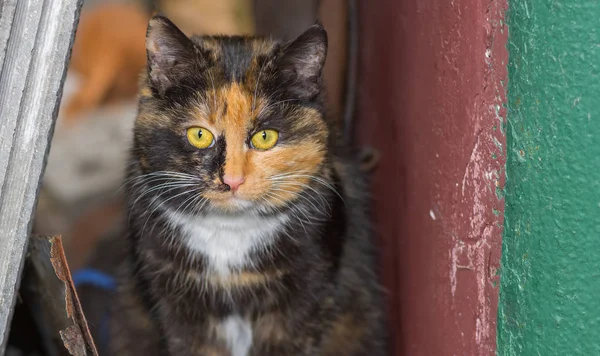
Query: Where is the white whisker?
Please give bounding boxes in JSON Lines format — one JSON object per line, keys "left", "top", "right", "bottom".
{"left": 269, "top": 173, "right": 344, "bottom": 204}
{"left": 271, "top": 181, "right": 331, "bottom": 210}
{"left": 140, "top": 188, "right": 197, "bottom": 239}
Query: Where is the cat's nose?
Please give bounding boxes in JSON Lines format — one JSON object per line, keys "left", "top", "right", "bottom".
{"left": 223, "top": 175, "right": 245, "bottom": 192}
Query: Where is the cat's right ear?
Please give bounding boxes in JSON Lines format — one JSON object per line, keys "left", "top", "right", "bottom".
{"left": 146, "top": 15, "right": 202, "bottom": 96}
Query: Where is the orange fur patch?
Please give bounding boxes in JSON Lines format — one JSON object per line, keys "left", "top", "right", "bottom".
{"left": 322, "top": 313, "right": 366, "bottom": 355}
{"left": 254, "top": 312, "right": 288, "bottom": 344}
{"left": 184, "top": 268, "right": 287, "bottom": 289}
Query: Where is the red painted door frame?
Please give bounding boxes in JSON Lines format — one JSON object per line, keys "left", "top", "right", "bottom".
{"left": 355, "top": 1, "right": 508, "bottom": 355}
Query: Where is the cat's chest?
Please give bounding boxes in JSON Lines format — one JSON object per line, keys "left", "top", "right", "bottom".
{"left": 165, "top": 209, "right": 290, "bottom": 275}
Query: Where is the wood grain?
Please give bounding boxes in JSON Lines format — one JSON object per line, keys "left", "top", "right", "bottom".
{"left": 0, "top": 0, "right": 83, "bottom": 351}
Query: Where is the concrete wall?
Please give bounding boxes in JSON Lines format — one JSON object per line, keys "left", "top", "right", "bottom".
{"left": 498, "top": 1, "right": 600, "bottom": 355}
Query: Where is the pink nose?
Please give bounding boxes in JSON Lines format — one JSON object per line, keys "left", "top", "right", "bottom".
{"left": 223, "top": 175, "right": 245, "bottom": 192}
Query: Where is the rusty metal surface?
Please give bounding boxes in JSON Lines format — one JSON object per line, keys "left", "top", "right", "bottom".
{"left": 0, "top": 0, "right": 83, "bottom": 351}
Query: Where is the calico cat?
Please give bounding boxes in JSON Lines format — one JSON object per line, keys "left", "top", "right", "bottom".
{"left": 111, "top": 15, "right": 386, "bottom": 356}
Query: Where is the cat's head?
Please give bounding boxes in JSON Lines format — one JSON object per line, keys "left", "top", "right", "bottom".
{"left": 130, "top": 15, "right": 332, "bottom": 214}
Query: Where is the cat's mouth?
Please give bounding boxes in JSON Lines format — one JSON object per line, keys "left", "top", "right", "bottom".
{"left": 204, "top": 193, "right": 255, "bottom": 212}
{"left": 200, "top": 179, "right": 271, "bottom": 211}
{"left": 198, "top": 179, "right": 300, "bottom": 213}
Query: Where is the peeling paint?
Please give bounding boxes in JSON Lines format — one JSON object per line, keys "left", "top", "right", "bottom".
{"left": 449, "top": 237, "right": 464, "bottom": 298}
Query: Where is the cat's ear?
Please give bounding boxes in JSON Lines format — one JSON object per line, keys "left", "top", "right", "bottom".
{"left": 277, "top": 23, "right": 328, "bottom": 100}
{"left": 146, "top": 15, "right": 203, "bottom": 95}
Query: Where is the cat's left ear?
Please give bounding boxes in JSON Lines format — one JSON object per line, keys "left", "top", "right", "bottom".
{"left": 276, "top": 23, "right": 328, "bottom": 101}
{"left": 146, "top": 15, "right": 204, "bottom": 95}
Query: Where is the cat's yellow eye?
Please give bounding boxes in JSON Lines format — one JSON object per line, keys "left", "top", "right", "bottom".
{"left": 187, "top": 127, "right": 215, "bottom": 149}
{"left": 251, "top": 129, "right": 279, "bottom": 150}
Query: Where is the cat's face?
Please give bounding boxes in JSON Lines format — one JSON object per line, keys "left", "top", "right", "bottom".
{"left": 131, "top": 16, "right": 331, "bottom": 214}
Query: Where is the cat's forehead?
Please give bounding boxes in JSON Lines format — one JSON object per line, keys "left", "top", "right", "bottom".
{"left": 183, "top": 37, "right": 279, "bottom": 130}
{"left": 196, "top": 82, "right": 257, "bottom": 128}
{"left": 192, "top": 35, "right": 278, "bottom": 83}
{"left": 195, "top": 36, "right": 277, "bottom": 57}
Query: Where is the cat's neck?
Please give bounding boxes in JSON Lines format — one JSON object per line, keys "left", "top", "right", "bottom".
{"left": 163, "top": 208, "right": 291, "bottom": 276}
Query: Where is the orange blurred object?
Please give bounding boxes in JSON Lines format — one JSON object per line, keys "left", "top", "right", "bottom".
{"left": 63, "top": 4, "right": 149, "bottom": 123}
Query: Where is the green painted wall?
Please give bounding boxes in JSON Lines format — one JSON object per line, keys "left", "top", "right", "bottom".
{"left": 499, "top": 1, "right": 600, "bottom": 355}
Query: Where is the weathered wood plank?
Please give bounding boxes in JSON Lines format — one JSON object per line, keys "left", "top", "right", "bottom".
{"left": 0, "top": 0, "right": 83, "bottom": 352}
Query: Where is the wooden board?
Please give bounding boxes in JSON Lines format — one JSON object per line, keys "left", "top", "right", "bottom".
{"left": 0, "top": 0, "right": 83, "bottom": 352}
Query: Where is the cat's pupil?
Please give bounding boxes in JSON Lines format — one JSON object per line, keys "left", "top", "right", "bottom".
{"left": 198, "top": 130, "right": 203, "bottom": 138}
{"left": 262, "top": 131, "right": 267, "bottom": 140}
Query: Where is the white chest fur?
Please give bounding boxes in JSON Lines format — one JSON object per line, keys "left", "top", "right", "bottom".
{"left": 220, "top": 314, "right": 253, "bottom": 356}
{"left": 165, "top": 209, "right": 289, "bottom": 275}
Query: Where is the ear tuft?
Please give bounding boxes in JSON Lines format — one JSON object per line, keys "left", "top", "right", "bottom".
{"left": 277, "top": 23, "right": 328, "bottom": 100}
{"left": 146, "top": 15, "right": 202, "bottom": 95}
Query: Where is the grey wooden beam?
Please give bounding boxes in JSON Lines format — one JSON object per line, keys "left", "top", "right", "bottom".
{"left": 0, "top": 0, "right": 83, "bottom": 352}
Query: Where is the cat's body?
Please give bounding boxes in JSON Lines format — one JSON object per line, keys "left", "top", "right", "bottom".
{"left": 111, "top": 15, "right": 386, "bottom": 356}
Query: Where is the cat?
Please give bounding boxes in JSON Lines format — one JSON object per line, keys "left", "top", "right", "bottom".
{"left": 110, "top": 14, "right": 387, "bottom": 356}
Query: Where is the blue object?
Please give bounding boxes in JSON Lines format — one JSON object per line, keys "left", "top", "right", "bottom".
{"left": 72, "top": 268, "right": 117, "bottom": 351}
{"left": 72, "top": 268, "right": 117, "bottom": 291}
